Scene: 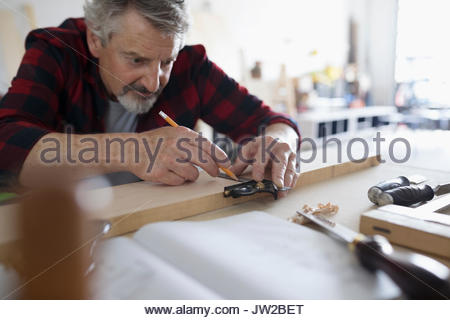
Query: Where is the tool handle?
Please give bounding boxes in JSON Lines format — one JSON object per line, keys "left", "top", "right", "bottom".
{"left": 378, "top": 184, "right": 434, "bottom": 206}
{"left": 374, "top": 176, "right": 410, "bottom": 191}
{"left": 368, "top": 176, "right": 410, "bottom": 205}
{"left": 355, "top": 235, "right": 450, "bottom": 299}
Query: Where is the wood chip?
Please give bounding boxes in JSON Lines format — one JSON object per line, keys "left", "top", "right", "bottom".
{"left": 289, "top": 203, "right": 339, "bottom": 225}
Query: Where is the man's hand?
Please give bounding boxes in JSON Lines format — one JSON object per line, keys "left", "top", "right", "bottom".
{"left": 132, "top": 126, "right": 231, "bottom": 185}
{"left": 230, "top": 123, "right": 300, "bottom": 197}
{"left": 19, "top": 127, "right": 231, "bottom": 187}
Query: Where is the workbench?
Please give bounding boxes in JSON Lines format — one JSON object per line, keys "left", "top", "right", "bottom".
{"left": 1, "top": 128, "right": 450, "bottom": 295}
{"left": 184, "top": 129, "right": 450, "bottom": 266}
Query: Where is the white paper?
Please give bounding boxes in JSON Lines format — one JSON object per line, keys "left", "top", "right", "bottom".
{"left": 92, "top": 237, "right": 222, "bottom": 299}
{"left": 133, "top": 211, "right": 400, "bottom": 299}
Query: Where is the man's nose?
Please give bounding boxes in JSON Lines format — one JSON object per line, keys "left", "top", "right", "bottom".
{"left": 140, "top": 63, "right": 161, "bottom": 93}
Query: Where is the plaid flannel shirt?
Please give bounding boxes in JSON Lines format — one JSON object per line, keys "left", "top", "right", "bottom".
{"left": 0, "top": 18, "right": 300, "bottom": 186}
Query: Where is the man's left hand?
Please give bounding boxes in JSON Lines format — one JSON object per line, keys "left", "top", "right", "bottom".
{"left": 230, "top": 123, "right": 300, "bottom": 198}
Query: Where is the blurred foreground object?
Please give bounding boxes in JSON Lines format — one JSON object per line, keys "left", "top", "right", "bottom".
{"left": 19, "top": 185, "right": 89, "bottom": 299}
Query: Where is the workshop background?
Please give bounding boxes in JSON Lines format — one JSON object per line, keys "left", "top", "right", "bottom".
{"left": 0, "top": 0, "right": 449, "bottom": 142}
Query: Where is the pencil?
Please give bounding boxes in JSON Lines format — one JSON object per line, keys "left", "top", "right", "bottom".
{"left": 159, "top": 111, "right": 239, "bottom": 181}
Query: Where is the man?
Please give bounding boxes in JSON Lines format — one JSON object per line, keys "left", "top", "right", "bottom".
{"left": 0, "top": 0, "right": 300, "bottom": 193}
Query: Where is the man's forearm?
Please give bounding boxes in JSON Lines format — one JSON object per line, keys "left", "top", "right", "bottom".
{"left": 19, "top": 132, "right": 141, "bottom": 187}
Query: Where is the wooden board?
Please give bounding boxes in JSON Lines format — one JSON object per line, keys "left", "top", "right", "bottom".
{"left": 89, "top": 155, "right": 380, "bottom": 237}
{"left": 94, "top": 174, "right": 266, "bottom": 237}
{"left": 0, "top": 155, "right": 380, "bottom": 246}
{"left": 360, "top": 194, "right": 450, "bottom": 258}
{"left": 0, "top": 10, "right": 24, "bottom": 83}
{"left": 0, "top": 155, "right": 380, "bottom": 271}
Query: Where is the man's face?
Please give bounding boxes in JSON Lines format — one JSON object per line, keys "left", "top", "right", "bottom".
{"left": 88, "top": 9, "right": 182, "bottom": 114}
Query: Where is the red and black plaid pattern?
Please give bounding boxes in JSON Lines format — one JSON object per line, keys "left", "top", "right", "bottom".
{"left": 0, "top": 18, "right": 299, "bottom": 186}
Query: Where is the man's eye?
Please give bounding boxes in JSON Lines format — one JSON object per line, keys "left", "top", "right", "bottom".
{"left": 162, "top": 60, "right": 173, "bottom": 67}
{"left": 131, "top": 58, "right": 143, "bottom": 64}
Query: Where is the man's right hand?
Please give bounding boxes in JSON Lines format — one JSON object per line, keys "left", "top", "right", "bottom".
{"left": 132, "top": 126, "right": 231, "bottom": 185}
{"left": 19, "top": 127, "right": 231, "bottom": 187}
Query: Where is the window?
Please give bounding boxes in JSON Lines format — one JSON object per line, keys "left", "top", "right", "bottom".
{"left": 395, "top": 0, "right": 450, "bottom": 108}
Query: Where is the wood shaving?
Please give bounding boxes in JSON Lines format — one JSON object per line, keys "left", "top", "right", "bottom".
{"left": 289, "top": 203, "right": 339, "bottom": 225}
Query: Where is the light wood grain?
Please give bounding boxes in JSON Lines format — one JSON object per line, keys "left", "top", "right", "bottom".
{"left": 360, "top": 199, "right": 450, "bottom": 258}
{"left": 96, "top": 155, "right": 380, "bottom": 237}
{"left": 0, "top": 155, "right": 380, "bottom": 247}
{"left": 0, "top": 10, "right": 26, "bottom": 82}
{"left": 97, "top": 174, "right": 268, "bottom": 237}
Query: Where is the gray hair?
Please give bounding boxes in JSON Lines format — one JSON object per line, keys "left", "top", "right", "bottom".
{"left": 84, "top": 0, "right": 190, "bottom": 45}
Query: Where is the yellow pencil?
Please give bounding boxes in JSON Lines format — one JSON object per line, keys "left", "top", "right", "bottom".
{"left": 159, "top": 111, "right": 239, "bottom": 181}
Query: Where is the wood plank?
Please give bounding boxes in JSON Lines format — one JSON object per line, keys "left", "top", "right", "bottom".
{"left": 0, "top": 155, "right": 380, "bottom": 246}
{"left": 97, "top": 155, "right": 380, "bottom": 237}
{"left": 360, "top": 193, "right": 450, "bottom": 258}
{"left": 0, "top": 155, "right": 379, "bottom": 270}
{"left": 98, "top": 175, "right": 269, "bottom": 237}
{"left": 360, "top": 209, "right": 450, "bottom": 258}
{"left": 23, "top": 4, "right": 37, "bottom": 30}
{"left": 0, "top": 10, "right": 26, "bottom": 82}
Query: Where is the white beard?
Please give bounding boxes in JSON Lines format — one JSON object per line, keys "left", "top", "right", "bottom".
{"left": 117, "top": 92, "right": 159, "bottom": 114}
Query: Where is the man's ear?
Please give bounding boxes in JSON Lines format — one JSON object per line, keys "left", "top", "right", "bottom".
{"left": 86, "top": 28, "right": 103, "bottom": 58}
